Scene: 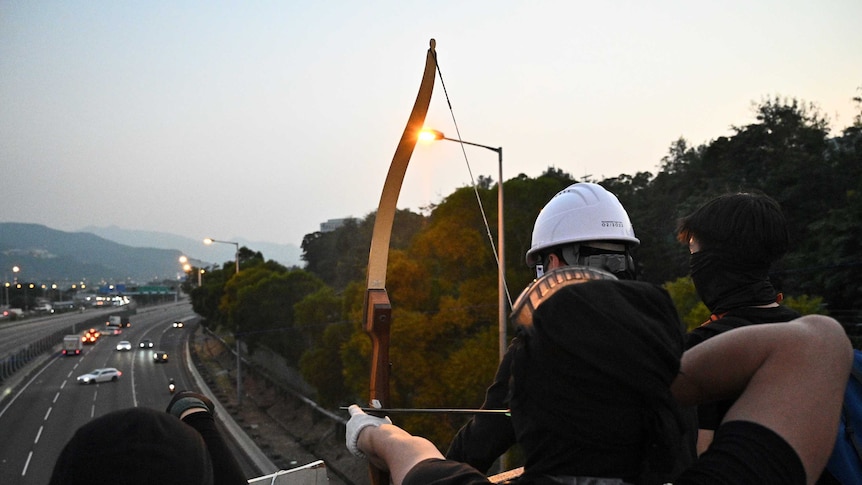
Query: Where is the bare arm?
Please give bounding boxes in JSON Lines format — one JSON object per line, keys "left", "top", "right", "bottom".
{"left": 357, "top": 423, "right": 444, "bottom": 485}
{"left": 672, "top": 314, "right": 852, "bottom": 483}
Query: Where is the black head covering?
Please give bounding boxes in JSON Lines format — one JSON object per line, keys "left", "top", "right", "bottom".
{"left": 49, "top": 407, "right": 214, "bottom": 485}
{"left": 510, "top": 279, "right": 685, "bottom": 484}
{"left": 677, "top": 192, "right": 788, "bottom": 313}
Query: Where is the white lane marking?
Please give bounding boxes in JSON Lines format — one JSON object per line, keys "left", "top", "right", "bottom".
{"left": 53, "top": 392, "right": 60, "bottom": 403}
{"left": 0, "top": 354, "right": 59, "bottom": 419}
{"left": 43, "top": 407, "right": 51, "bottom": 421}
{"left": 60, "top": 380, "right": 67, "bottom": 389}
{"left": 34, "top": 425, "right": 43, "bottom": 444}
{"left": 21, "top": 451, "right": 32, "bottom": 476}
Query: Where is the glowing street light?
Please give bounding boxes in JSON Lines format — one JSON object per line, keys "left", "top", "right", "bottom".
{"left": 203, "top": 238, "right": 240, "bottom": 274}
{"left": 203, "top": 237, "right": 242, "bottom": 404}
{"left": 419, "top": 128, "right": 509, "bottom": 363}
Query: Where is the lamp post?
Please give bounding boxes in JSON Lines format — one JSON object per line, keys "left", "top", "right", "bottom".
{"left": 419, "top": 129, "right": 508, "bottom": 363}
{"left": 203, "top": 238, "right": 240, "bottom": 274}
{"left": 179, "top": 256, "right": 204, "bottom": 287}
{"left": 203, "top": 237, "right": 242, "bottom": 404}
{"left": 12, "top": 266, "right": 28, "bottom": 311}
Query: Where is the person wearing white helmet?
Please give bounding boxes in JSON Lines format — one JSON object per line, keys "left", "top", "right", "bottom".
{"left": 445, "top": 183, "right": 669, "bottom": 475}
{"left": 526, "top": 182, "right": 639, "bottom": 279}
{"left": 346, "top": 275, "right": 850, "bottom": 485}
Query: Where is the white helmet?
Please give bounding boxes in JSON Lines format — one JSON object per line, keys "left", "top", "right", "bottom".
{"left": 526, "top": 183, "right": 639, "bottom": 268}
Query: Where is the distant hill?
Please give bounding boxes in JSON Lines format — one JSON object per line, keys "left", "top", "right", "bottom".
{"left": 0, "top": 222, "right": 186, "bottom": 285}
{"left": 81, "top": 225, "right": 302, "bottom": 269}
{"left": 0, "top": 223, "right": 304, "bottom": 286}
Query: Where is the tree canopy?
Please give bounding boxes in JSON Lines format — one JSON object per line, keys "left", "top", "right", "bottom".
{"left": 189, "top": 92, "right": 862, "bottom": 450}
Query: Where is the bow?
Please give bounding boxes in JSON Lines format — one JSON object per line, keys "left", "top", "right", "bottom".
{"left": 362, "top": 38, "right": 437, "bottom": 485}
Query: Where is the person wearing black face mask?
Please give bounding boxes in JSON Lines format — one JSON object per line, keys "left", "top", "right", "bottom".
{"left": 676, "top": 192, "right": 800, "bottom": 456}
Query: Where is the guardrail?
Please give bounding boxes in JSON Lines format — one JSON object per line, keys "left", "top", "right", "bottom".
{"left": 0, "top": 327, "right": 71, "bottom": 386}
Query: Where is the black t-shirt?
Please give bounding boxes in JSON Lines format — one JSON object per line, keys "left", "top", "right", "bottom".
{"left": 408, "top": 422, "right": 805, "bottom": 485}
{"left": 685, "top": 305, "right": 801, "bottom": 430}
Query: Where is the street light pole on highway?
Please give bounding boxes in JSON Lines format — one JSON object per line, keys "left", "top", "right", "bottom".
{"left": 203, "top": 238, "right": 240, "bottom": 274}
{"left": 419, "top": 129, "right": 509, "bottom": 364}
{"left": 203, "top": 237, "right": 243, "bottom": 404}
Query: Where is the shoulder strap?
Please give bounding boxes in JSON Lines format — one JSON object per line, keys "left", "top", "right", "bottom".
{"left": 702, "top": 314, "right": 751, "bottom": 334}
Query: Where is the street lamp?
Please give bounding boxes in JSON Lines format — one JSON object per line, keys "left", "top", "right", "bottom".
{"left": 12, "top": 266, "right": 29, "bottom": 311}
{"left": 203, "top": 238, "right": 240, "bottom": 274}
{"left": 203, "top": 237, "right": 242, "bottom": 404}
{"left": 419, "top": 129, "right": 509, "bottom": 363}
{"left": 179, "top": 256, "right": 204, "bottom": 286}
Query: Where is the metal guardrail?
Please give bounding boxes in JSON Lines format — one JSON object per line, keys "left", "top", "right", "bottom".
{"left": 0, "top": 327, "right": 71, "bottom": 386}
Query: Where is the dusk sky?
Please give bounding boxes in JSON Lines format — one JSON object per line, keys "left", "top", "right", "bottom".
{"left": 2, "top": 1, "right": 860, "bottom": 251}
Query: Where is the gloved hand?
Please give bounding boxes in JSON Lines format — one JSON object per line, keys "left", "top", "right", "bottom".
{"left": 166, "top": 391, "right": 215, "bottom": 419}
{"left": 345, "top": 404, "right": 392, "bottom": 458}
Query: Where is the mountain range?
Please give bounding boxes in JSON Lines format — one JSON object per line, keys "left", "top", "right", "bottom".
{"left": 0, "top": 222, "right": 302, "bottom": 286}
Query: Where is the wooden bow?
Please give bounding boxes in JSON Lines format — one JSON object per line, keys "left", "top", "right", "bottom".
{"left": 362, "top": 39, "right": 437, "bottom": 485}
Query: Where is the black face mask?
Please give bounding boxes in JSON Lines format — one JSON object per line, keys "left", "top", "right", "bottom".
{"left": 690, "top": 250, "right": 778, "bottom": 314}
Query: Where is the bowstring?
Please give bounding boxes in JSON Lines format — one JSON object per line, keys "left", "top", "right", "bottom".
{"left": 432, "top": 53, "right": 514, "bottom": 308}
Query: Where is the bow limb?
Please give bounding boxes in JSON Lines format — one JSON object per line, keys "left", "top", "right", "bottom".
{"left": 363, "top": 39, "right": 437, "bottom": 484}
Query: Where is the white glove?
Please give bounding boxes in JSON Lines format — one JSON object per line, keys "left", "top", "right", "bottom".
{"left": 345, "top": 404, "right": 392, "bottom": 458}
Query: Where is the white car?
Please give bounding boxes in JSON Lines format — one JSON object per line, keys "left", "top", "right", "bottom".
{"left": 115, "top": 340, "right": 132, "bottom": 351}
{"left": 77, "top": 368, "right": 122, "bottom": 384}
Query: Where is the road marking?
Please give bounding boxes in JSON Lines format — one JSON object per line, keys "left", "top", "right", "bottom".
{"left": 0, "top": 354, "right": 58, "bottom": 419}
{"left": 34, "top": 425, "right": 43, "bottom": 444}
{"left": 44, "top": 407, "right": 51, "bottom": 421}
{"left": 53, "top": 392, "right": 60, "bottom": 403}
{"left": 21, "top": 451, "right": 32, "bottom": 476}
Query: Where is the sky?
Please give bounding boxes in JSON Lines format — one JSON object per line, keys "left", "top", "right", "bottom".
{"left": 2, "top": 1, "right": 861, "bottom": 251}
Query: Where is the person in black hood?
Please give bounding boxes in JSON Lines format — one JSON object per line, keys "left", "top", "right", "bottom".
{"left": 676, "top": 192, "right": 801, "bottom": 455}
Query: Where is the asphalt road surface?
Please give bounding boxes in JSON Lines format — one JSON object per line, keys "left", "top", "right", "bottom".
{"left": 0, "top": 302, "right": 265, "bottom": 484}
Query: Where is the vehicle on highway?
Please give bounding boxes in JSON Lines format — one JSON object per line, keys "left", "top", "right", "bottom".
{"left": 139, "top": 339, "right": 154, "bottom": 349}
{"left": 63, "top": 335, "right": 83, "bottom": 356}
{"left": 153, "top": 351, "right": 169, "bottom": 363}
{"left": 2, "top": 308, "right": 24, "bottom": 319}
{"left": 116, "top": 340, "right": 132, "bottom": 351}
{"left": 106, "top": 315, "right": 132, "bottom": 328}
{"left": 82, "top": 328, "right": 101, "bottom": 344}
{"left": 34, "top": 302, "right": 54, "bottom": 313}
{"left": 107, "top": 327, "right": 123, "bottom": 336}
{"left": 172, "top": 320, "right": 184, "bottom": 328}
{"left": 77, "top": 368, "right": 122, "bottom": 384}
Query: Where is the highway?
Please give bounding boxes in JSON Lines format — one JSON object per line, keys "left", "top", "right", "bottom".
{"left": 0, "top": 303, "right": 266, "bottom": 484}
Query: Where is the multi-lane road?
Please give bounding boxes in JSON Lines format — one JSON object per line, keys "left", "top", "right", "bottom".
{"left": 0, "top": 302, "right": 262, "bottom": 484}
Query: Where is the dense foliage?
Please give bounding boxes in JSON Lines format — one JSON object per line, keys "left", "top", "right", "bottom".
{"left": 187, "top": 93, "right": 862, "bottom": 450}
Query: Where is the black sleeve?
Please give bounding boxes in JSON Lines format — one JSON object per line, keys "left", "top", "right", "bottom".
{"left": 404, "top": 458, "right": 492, "bottom": 485}
{"left": 182, "top": 412, "right": 248, "bottom": 485}
{"left": 445, "top": 343, "right": 516, "bottom": 473}
{"left": 684, "top": 326, "right": 718, "bottom": 350}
